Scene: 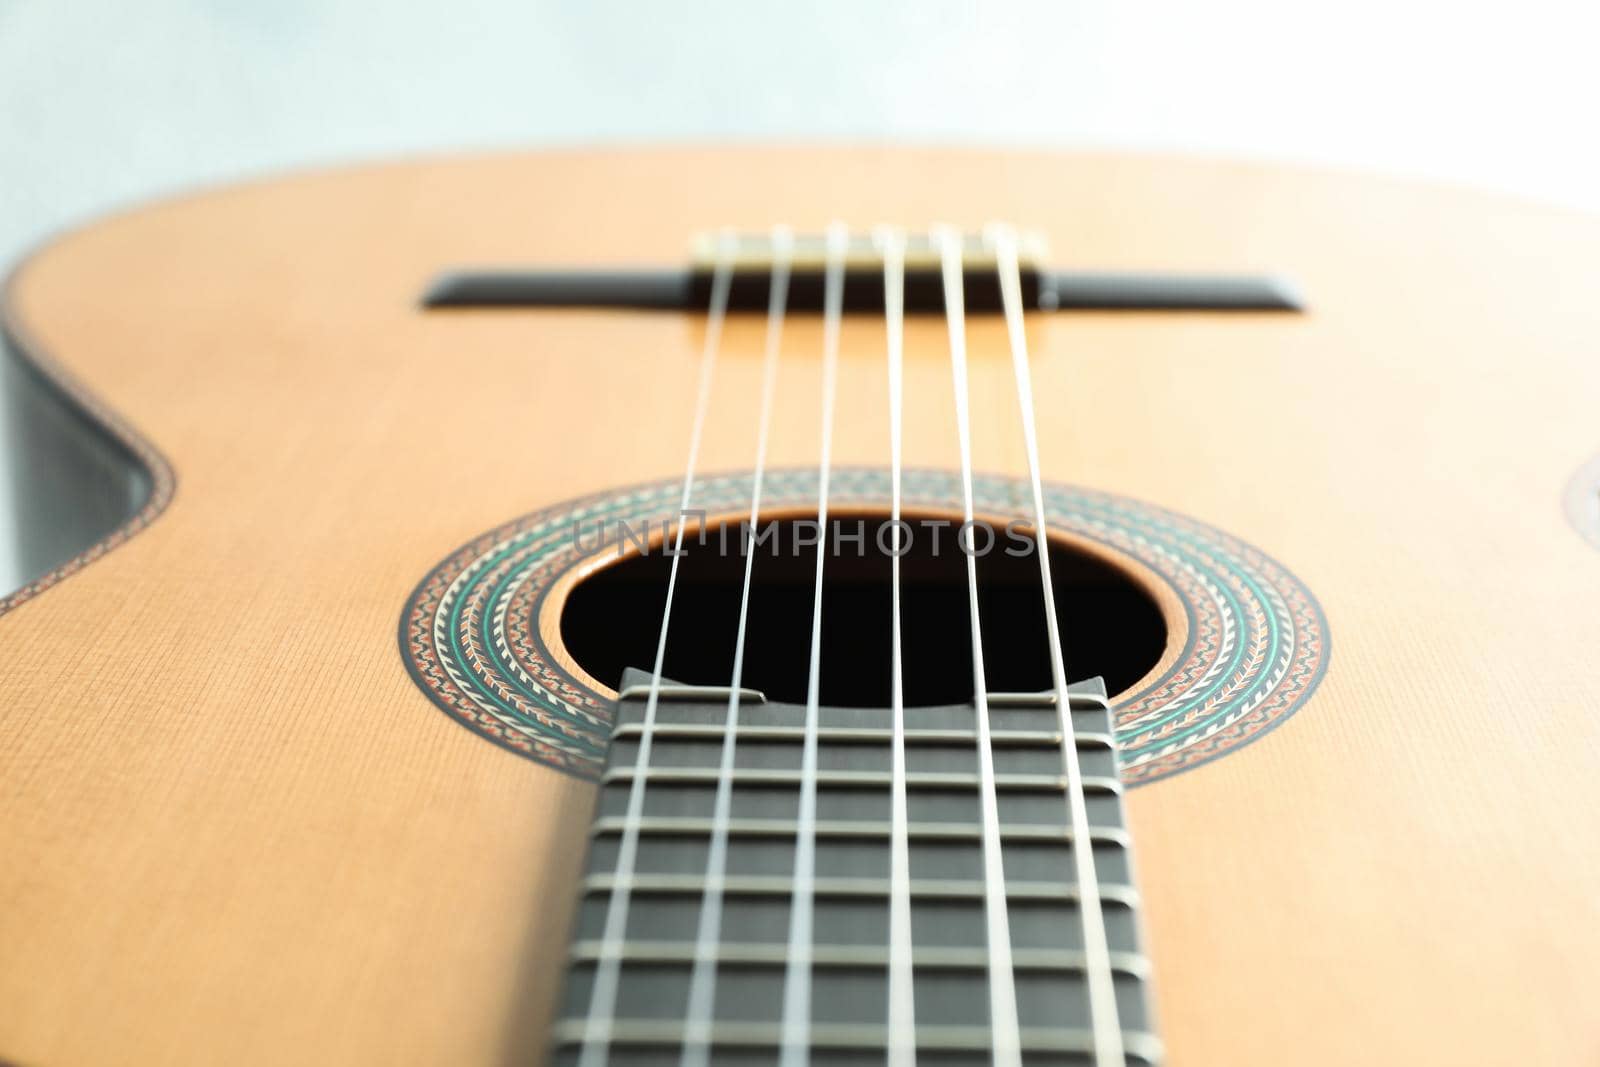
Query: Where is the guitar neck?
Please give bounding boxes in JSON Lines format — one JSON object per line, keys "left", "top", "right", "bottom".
{"left": 552, "top": 671, "right": 1161, "bottom": 1064}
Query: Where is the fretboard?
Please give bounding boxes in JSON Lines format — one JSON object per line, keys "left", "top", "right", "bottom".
{"left": 551, "top": 670, "right": 1161, "bottom": 1066}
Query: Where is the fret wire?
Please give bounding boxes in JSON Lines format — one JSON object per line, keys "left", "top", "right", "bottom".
{"left": 574, "top": 229, "right": 735, "bottom": 1067}
{"left": 878, "top": 223, "right": 917, "bottom": 1067}
{"left": 936, "top": 223, "right": 1024, "bottom": 1067}
{"left": 600, "top": 767, "right": 1124, "bottom": 792}
{"left": 991, "top": 222, "right": 1126, "bottom": 1065}
{"left": 679, "top": 224, "right": 793, "bottom": 1067}
{"left": 568, "top": 940, "right": 1152, "bottom": 977}
{"left": 553, "top": 1019, "right": 1165, "bottom": 1064}
{"left": 779, "top": 221, "right": 849, "bottom": 1067}
{"left": 609, "top": 722, "right": 1117, "bottom": 749}
{"left": 587, "top": 816, "right": 1133, "bottom": 847}
{"left": 580, "top": 872, "right": 1144, "bottom": 906}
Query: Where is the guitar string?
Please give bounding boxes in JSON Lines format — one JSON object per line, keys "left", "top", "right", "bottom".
{"left": 876, "top": 224, "right": 918, "bottom": 1067}
{"left": 575, "top": 229, "right": 736, "bottom": 1067}
{"left": 777, "top": 220, "right": 849, "bottom": 1067}
{"left": 679, "top": 225, "right": 794, "bottom": 1067}
{"left": 583, "top": 225, "right": 1113, "bottom": 1065}
{"left": 990, "top": 222, "right": 1125, "bottom": 1065}
{"left": 935, "top": 224, "right": 1024, "bottom": 1067}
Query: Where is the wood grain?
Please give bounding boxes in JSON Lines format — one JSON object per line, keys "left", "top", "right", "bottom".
{"left": 1, "top": 148, "right": 1599, "bottom": 1065}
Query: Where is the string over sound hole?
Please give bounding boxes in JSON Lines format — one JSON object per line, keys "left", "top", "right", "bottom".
{"left": 560, "top": 511, "right": 1167, "bottom": 708}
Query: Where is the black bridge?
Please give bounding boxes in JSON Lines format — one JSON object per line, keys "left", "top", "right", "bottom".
{"left": 424, "top": 267, "right": 1302, "bottom": 314}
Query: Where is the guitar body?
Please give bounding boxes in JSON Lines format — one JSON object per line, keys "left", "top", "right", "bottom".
{"left": 2, "top": 148, "right": 1598, "bottom": 1066}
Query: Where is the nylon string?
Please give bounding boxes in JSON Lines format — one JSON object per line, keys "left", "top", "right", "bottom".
{"left": 876, "top": 225, "right": 918, "bottom": 1067}
{"left": 777, "top": 221, "right": 849, "bottom": 1067}
{"left": 679, "top": 225, "right": 794, "bottom": 1067}
{"left": 935, "top": 224, "right": 1024, "bottom": 1067}
{"left": 990, "top": 222, "right": 1125, "bottom": 1065}
{"left": 576, "top": 230, "right": 736, "bottom": 1067}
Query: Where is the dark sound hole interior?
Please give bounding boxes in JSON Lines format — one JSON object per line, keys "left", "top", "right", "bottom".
{"left": 560, "top": 512, "right": 1168, "bottom": 708}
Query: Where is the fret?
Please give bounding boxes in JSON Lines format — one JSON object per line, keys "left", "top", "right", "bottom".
{"left": 595, "top": 787, "right": 1125, "bottom": 828}
{"left": 556, "top": 672, "right": 1162, "bottom": 1065}
{"left": 588, "top": 816, "right": 1131, "bottom": 847}
{"left": 610, "top": 722, "right": 1117, "bottom": 749}
{"left": 572, "top": 891, "right": 1146, "bottom": 955}
{"left": 569, "top": 939, "right": 1150, "bottom": 977}
{"left": 610, "top": 690, "right": 1116, "bottom": 737}
{"left": 580, "top": 873, "right": 1143, "bottom": 904}
{"left": 600, "top": 767, "right": 1125, "bottom": 794}
{"left": 584, "top": 838, "right": 1134, "bottom": 887}
{"left": 607, "top": 736, "right": 1121, "bottom": 779}
{"left": 553, "top": 1021, "right": 1165, "bottom": 1066}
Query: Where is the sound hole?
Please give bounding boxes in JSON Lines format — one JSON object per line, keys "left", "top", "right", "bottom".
{"left": 560, "top": 511, "right": 1168, "bottom": 708}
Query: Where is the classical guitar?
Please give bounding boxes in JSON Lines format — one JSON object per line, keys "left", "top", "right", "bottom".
{"left": 2, "top": 149, "right": 1598, "bottom": 1067}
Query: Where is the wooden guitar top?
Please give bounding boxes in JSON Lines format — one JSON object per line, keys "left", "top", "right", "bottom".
{"left": 1, "top": 148, "right": 1598, "bottom": 1065}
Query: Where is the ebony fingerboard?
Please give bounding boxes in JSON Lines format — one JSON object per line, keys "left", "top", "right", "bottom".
{"left": 550, "top": 672, "right": 1161, "bottom": 1066}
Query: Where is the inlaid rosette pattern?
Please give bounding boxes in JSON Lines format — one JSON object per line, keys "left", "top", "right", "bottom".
{"left": 399, "top": 468, "right": 1328, "bottom": 785}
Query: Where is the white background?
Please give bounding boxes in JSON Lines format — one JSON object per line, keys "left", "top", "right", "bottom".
{"left": 6, "top": 0, "right": 1600, "bottom": 269}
